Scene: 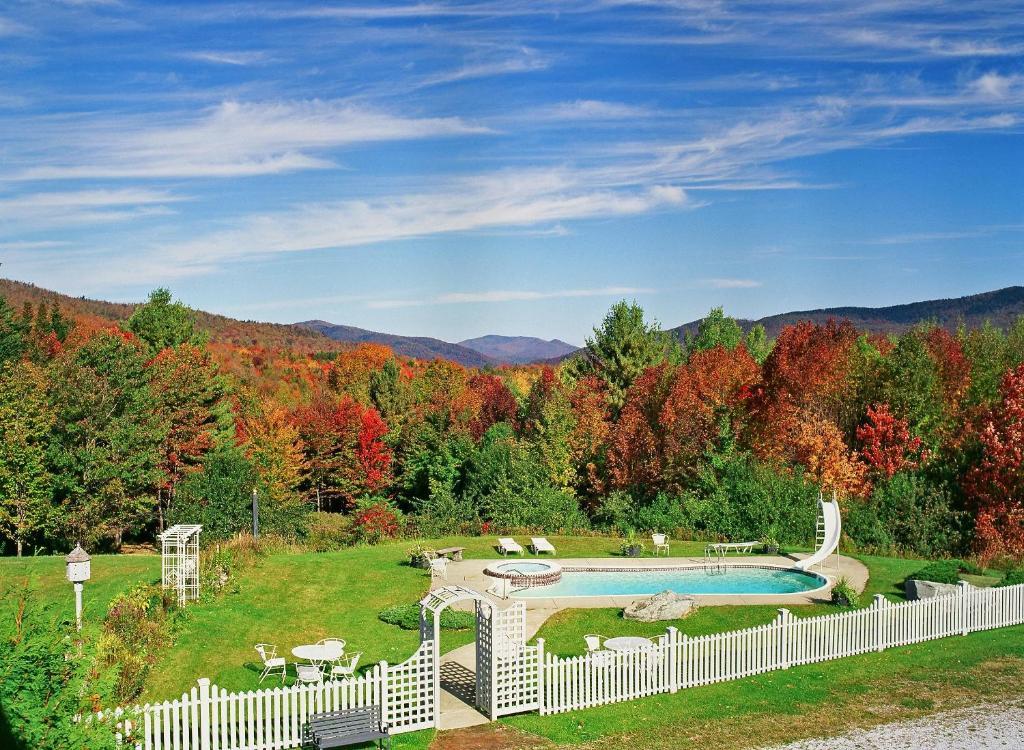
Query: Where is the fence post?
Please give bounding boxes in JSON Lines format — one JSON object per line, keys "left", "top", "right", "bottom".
{"left": 958, "top": 580, "right": 971, "bottom": 636}
{"left": 665, "top": 627, "right": 679, "bottom": 693}
{"left": 776, "top": 609, "right": 790, "bottom": 669}
{"left": 536, "top": 638, "right": 545, "bottom": 713}
{"left": 873, "top": 595, "right": 887, "bottom": 652}
{"left": 378, "top": 661, "right": 389, "bottom": 729}
{"left": 197, "top": 678, "right": 211, "bottom": 750}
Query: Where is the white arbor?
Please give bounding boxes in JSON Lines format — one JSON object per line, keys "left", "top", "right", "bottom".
{"left": 160, "top": 524, "right": 201, "bottom": 605}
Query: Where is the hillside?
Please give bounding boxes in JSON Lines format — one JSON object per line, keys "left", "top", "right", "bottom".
{"left": 458, "top": 335, "right": 577, "bottom": 364}
{"left": 0, "top": 278, "right": 351, "bottom": 354}
{"left": 298, "top": 320, "right": 496, "bottom": 368}
{"left": 671, "top": 286, "right": 1024, "bottom": 340}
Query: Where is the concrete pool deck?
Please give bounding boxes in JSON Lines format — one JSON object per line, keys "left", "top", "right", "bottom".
{"left": 436, "top": 553, "right": 869, "bottom": 609}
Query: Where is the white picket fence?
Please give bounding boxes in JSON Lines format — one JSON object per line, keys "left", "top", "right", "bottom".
{"left": 539, "top": 581, "right": 1024, "bottom": 714}
{"left": 104, "top": 640, "right": 435, "bottom": 750}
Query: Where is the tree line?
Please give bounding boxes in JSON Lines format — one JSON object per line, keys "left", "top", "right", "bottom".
{"left": 1, "top": 292, "right": 1023, "bottom": 563}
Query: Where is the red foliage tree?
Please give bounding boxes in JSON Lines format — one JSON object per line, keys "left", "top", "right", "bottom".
{"left": 468, "top": 373, "right": 519, "bottom": 438}
{"left": 856, "top": 403, "right": 924, "bottom": 478}
{"left": 606, "top": 364, "right": 673, "bottom": 492}
{"left": 356, "top": 407, "right": 392, "bottom": 492}
{"left": 965, "top": 364, "right": 1024, "bottom": 562}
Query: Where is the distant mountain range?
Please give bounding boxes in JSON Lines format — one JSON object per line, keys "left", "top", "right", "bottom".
{"left": 458, "top": 335, "right": 577, "bottom": 364}
{"left": 5, "top": 278, "right": 1024, "bottom": 367}
{"left": 670, "top": 286, "right": 1024, "bottom": 341}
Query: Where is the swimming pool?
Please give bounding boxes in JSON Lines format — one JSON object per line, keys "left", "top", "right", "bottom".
{"left": 511, "top": 565, "right": 825, "bottom": 598}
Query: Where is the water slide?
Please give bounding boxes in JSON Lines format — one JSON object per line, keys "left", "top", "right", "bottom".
{"left": 794, "top": 497, "right": 841, "bottom": 571}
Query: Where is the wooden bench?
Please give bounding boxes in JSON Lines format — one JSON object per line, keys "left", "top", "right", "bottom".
{"left": 434, "top": 546, "right": 466, "bottom": 562}
{"left": 304, "top": 705, "right": 390, "bottom": 749}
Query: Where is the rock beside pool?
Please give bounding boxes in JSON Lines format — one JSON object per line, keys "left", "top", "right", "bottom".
{"left": 904, "top": 578, "right": 963, "bottom": 600}
{"left": 623, "top": 590, "right": 697, "bottom": 622}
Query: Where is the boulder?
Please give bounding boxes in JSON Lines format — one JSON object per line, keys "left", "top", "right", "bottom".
{"left": 905, "top": 578, "right": 963, "bottom": 601}
{"left": 623, "top": 590, "right": 697, "bottom": 622}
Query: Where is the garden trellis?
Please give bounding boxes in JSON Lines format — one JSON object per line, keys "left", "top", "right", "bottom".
{"left": 159, "top": 524, "right": 201, "bottom": 606}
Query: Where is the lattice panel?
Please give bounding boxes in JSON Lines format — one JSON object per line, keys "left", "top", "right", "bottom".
{"left": 475, "top": 600, "right": 494, "bottom": 713}
{"left": 386, "top": 639, "right": 435, "bottom": 732}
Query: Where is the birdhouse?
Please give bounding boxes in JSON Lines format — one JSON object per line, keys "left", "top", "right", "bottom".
{"left": 65, "top": 545, "right": 91, "bottom": 583}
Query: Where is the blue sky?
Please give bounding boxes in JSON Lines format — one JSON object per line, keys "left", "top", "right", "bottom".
{"left": 1, "top": 1, "right": 1022, "bottom": 345}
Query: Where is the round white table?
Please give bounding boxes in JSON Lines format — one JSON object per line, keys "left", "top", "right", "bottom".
{"left": 292, "top": 643, "right": 344, "bottom": 663}
{"left": 603, "top": 636, "right": 655, "bottom": 652}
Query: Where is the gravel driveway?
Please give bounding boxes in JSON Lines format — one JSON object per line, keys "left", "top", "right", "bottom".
{"left": 764, "top": 700, "right": 1024, "bottom": 750}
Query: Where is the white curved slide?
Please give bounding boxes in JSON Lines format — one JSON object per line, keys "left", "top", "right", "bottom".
{"left": 795, "top": 497, "right": 841, "bottom": 570}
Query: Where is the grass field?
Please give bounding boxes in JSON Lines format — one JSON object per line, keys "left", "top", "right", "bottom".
{"left": 3, "top": 538, "right": 1021, "bottom": 750}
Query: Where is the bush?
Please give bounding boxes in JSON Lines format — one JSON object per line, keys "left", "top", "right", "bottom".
{"left": 378, "top": 603, "right": 474, "bottom": 631}
{"left": 98, "top": 585, "right": 177, "bottom": 704}
{"left": 305, "top": 512, "right": 353, "bottom": 552}
{"left": 830, "top": 577, "right": 860, "bottom": 607}
{"left": 907, "top": 560, "right": 962, "bottom": 585}
{"left": 995, "top": 568, "right": 1024, "bottom": 588}
{"left": 351, "top": 499, "right": 403, "bottom": 544}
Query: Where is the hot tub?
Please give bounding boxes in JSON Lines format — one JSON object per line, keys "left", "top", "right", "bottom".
{"left": 484, "top": 560, "right": 562, "bottom": 588}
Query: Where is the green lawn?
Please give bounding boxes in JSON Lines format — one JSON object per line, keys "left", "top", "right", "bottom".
{"left": 5, "top": 538, "right": 1021, "bottom": 750}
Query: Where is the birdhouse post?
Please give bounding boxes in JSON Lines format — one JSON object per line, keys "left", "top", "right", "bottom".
{"left": 65, "top": 545, "right": 91, "bottom": 631}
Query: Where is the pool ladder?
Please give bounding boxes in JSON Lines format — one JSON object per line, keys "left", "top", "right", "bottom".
{"left": 703, "top": 545, "right": 725, "bottom": 574}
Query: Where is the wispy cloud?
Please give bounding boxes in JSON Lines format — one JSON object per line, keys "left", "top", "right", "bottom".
{"left": 180, "top": 50, "right": 270, "bottom": 66}
{"left": 6, "top": 100, "right": 491, "bottom": 181}
{"left": 0, "top": 189, "right": 186, "bottom": 230}
{"left": 368, "top": 286, "right": 654, "bottom": 309}
{"left": 698, "top": 278, "right": 763, "bottom": 289}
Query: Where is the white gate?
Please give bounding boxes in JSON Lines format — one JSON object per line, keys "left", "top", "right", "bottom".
{"left": 476, "top": 599, "right": 541, "bottom": 719}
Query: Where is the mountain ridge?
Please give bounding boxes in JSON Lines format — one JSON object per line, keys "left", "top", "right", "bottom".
{"left": 458, "top": 334, "right": 578, "bottom": 364}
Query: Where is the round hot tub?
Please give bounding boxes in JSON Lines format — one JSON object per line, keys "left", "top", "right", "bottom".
{"left": 484, "top": 560, "right": 562, "bottom": 588}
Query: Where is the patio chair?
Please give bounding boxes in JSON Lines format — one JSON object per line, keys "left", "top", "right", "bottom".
{"left": 329, "top": 652, "right": 362, "bottom": 682}
{"left": 652, "top": 533, "right": 670, "bottom": 556}
{"left": 531, "top": 537, "right": 556, "bottom": 555}
{"left": 497, "top": 538, "right": 524, "bottom": 556}
{"left": 254, "top": 643, "right": 286, "bottom": 684}
{"left": 295, "top": 662, "right": 324, "bottom": 685}
{"left": 429, "top": 556, "right": 448, "bottom": 580}
{"left": 318, "top": 637, "right": 346, "bottom": 661}
{"left": 584, "top": 634, "right": 605, "bottom": 652}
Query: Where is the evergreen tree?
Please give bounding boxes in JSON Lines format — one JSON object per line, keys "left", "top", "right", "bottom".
{"left": 125, "top": 288, "right": 205, "bottom": 355}
{"left": 0, "top": 296, "right": 27, "bottom": 367}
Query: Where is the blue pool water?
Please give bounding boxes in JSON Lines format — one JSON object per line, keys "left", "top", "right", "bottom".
{"left": 512, "top": 566, "right": 823, "bottom": 598}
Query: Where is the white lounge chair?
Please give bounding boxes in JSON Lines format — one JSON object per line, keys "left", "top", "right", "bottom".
{"left": 531, "top": 537, "right": 556, "bottom": 555}
{"left": 295, "top": 662, "right": 324, "bottom": 685}
{"left": 497, "top": 538, "right": 524, "bottom": 556}
{"left": 584, "top": 634, "right": 604, "bottom": 652}
{"left": 329, "top": 652, "right": 361, "bottom": 681}
{"left": 429, "top": 556, "right": 448, "bottom": 580}
{"left": 255, "top": 643, "right": 286, "bottom": 684}
{"left": 652, "top": 533, "right": 670, "bottom": 556}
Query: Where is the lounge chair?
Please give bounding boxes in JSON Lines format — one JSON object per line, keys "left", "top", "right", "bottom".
{"left": 531, "top": 537, "right": 556, "bottom": 555}
{"left": 255, "top": 643, "right": 286, "bottom": 684}
{"left": 497, "top": 538, "right": 524, "bottom": 556}
{"left": 652, "top": 533, "right": 670, "bottom": 556}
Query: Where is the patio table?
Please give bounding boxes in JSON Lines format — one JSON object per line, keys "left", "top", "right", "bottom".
{"left": 292, "top": 643, "right": 344, "bottom": 664}
{"left": 603, "top": 636, "right": 655, "bottom": 652}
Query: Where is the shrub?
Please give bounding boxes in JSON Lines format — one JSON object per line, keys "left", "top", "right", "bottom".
{"left": 830, "top": 577, "right": 860, "bottom": 607}
{"left": 98, "top": 585, "right": 177, "bottom": 704}
{"left": 995, "top": 568, "right": 1024, "bottom": 588}
{"left": 351, "top": 500, "right": 402, "bottom": 544}
{"left": 305, "top": 512, "right": 353, "bottom": 552}
{"left": 907, "top": 560, "right": 962, "bottom": 585}
{"left": 378, "top": 603, "right": 474, "bottom": 631}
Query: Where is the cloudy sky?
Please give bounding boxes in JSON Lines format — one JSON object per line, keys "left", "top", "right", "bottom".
{"left": 1, "top": 1, "right": 1023, "bottom": 343}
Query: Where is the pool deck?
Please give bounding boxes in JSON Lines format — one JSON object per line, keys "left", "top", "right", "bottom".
{"left": 436, "top": 553, "right": 868, "bottom": 610}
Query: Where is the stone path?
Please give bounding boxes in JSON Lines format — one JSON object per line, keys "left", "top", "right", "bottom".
{"left": 762, "top": 700, "right": 1024, "bottom": 750}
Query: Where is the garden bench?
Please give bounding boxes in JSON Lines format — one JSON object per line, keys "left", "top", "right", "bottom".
{"left": 434, "top": 546, "right": 466, "bottom": 561}
{"left": 304, "top": 705, "right": 390, "bottom": 749}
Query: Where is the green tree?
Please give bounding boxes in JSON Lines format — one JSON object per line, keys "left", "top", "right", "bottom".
{"left": 170, "top": 446, "right": 258, "bottom": 539}
{"left": 0, "top": 363, "right": 54, "bottom": 556}
{"left": 572, "top": 300, "right": 678, "bottom": 414}
{"left": 881, "top": 332, "right": 945, "bottom": 448}
{"left": 49, "top": 331, "right": 168, "bottom": 548}
{"left": 744, "top": 324, "right": 772, "bottom": 364}
{"left": 125, "top": 288, "right": 205, "bottom": 355}
{"left": 687, "top": 307, "right": 743, "bottom": 355}
{"left": 0, "top": 296, "right": 27, "bottom": 367}
{"left": 960, "top": 321, "right": 1008, "bottom": 407}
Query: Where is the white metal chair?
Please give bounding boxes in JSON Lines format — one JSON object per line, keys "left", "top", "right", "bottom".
{"left": 295, "top": 662, "right": 324, "bottom": 685}
{"left": 652, "top": 533, "right": 670, "bottom": 556}
{"left": 429, "top": 556, "right": 449, "bottom": 580}
{"left": 329, "top": 652, "right": 362, "bottom": 681}
{"left": 498, "top": 538, "right": 524, "bottom": 555}
{"left": 531, "top": 537, "right": 556, "bottom": 555}
{"left": 254, "top": 643, "right": 286, "bottom": 684}
{"left": 584, "top": 634, "right": 605, "bottom": 652}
